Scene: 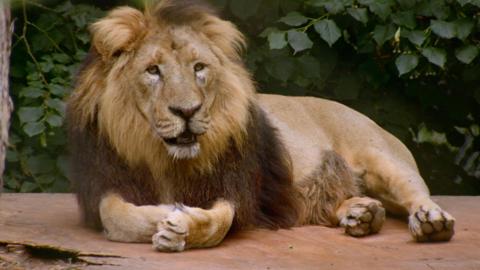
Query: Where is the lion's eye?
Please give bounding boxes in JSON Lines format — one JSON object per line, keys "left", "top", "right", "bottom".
{"left": 194, "top": 62, "right": 206, "bottom": 72}
{"left": 146, "top": 65, "right": 161, "bottom": 76}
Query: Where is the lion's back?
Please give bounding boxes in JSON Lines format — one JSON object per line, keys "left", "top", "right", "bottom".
{"left": 257, "top": 94, "right": 417, "bottom": 181}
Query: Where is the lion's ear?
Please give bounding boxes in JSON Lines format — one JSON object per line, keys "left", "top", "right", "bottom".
{"left": 90, "top": 7, "right": 147, "bottom": 60}
{"left": 200, "top": 16, "right": 246, "bottom": 61}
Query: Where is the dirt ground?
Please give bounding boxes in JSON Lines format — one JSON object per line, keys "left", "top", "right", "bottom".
{"left": 0, "top": 194, "right": 479, "bottom": 269}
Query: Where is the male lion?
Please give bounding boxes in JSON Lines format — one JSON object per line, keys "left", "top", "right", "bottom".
{"left": 67, "top": 0, "right": 455, "bottom": 252}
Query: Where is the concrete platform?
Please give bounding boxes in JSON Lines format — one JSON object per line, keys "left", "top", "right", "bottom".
{"left": 0, "top": 194, "right": 479, "bottom": 269}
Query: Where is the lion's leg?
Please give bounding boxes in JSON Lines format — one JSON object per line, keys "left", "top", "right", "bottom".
{"left": 362, "top": 150, "right": 455, "bottom": 242}
{"left": 152, "top": 199, "right": 235, "bottom": 252}
{"left": 336, "top": 196, "right": 386, "bottom": 237}
{"left": 99, "top": 193, "right": 174, "bottom": 243}
{"left": 295, "top": 151, "right": 386, "bottom": 237}
{"left": 100, "top": 193, "right": 235, "bottom": 252}
{"left": 296, "top": 151, "right": 362, "bottom": 227}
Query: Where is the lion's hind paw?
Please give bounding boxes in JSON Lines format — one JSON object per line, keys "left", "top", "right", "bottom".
{"left": 409, "top": 206, "right": 454, "bottom": 242}
{"left": 340, "top": 200, "right": 386, "bottom": 237}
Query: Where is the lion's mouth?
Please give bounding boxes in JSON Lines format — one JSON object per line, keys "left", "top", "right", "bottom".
{"left": 163, "top": 131, "right": 198, "bottom": 146}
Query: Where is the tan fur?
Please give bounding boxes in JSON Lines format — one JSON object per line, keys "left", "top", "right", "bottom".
{"left": 260, "top": 95, "right": 455, "bottom": 241}
{"left": 72, "top": 3, "right": 254, "bottom": 176}
{"left": 70, "top": 0, "right": 455, "bottom": 251}
{"left": 100, "top": 193, "right": 234, "bottom": 251}
{"left": 90, "top": 7, "right": 148, "bottom": 60}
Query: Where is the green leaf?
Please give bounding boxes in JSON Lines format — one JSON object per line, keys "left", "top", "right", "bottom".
{"left": 287, "top": 30, "right": 313, "bottom": 53}
{"left": 317, "top": 0, "right": 351, "bottom": 14}
{"left": 20, "top": 86, "right": 45, "bottom": 98}
{"left": 74, "top": 50, "right": 87, "bottom": 61}
{"left": 36, "top": 13, "right": 60, "bottom": 30}
{"left": 455, "top": 45, "right": 479, "bottom": 64}
{"left": 49, "top": 84, "right": 69, "bottom": 96}
{"left": 268, "top": 31, "right": 288, "bottom": 50}
{"left": 347, "top": 8, "right": 368, "bottom": 24}
{"left": 76, "top": 32, "right": 90, "bottom": 44}
{"left": 18, "top": 107, "right": 44, "bottom": 124}
{"left": 52, "top": 53, "right": 71, "bottom": 64}
{"left": 279, "top": 12, "right": 309, "bottom": 26}
{"left": 457, "top": 0, "right": 471, "bottom": 6}
{"left": 454, "top": 18, "right": 474, "bottom": 40}
{"left": 36, "top": 175, "right": 56, "bottom": 185}
{"left": 431, "top": 2, "right": 450, "bottom": 19}
{"left": 265, "top": 56, "right": 296, "bottom": 82}
{"left": 391, "top": 11, "right": 416, "bottom": 29}
{"left": 6, "top": 150, "right": 18, "bottom": 162}
{"left": 46, "top": 98, "right": 66, "bottom": 115}
{"left": 72, "top": 12, "right": 88, "bottom": 28}
{"left": 56, "top": 155, "right": 70, "bottom": 177}
{"left": 314, "top": 19, "right": 342, "bottom": 47}
{"left": 39, "top": 60, "right": 54, "bottom": 73}
{"left": 260, "top": 27, "right": 276, "bottom": 38}
{"left": 48, "top": 179, "right": 70, "bottom": 192}
{"left": 417, "top": 0, "right": 450, "bottom": 19}
{"left": 23, "top": 122, "right": 46, "bottom": 137}
{"left": 310, "top": 0, "right": 353, "bottom": 14}
{"left": 46, "top": 114, "right": 64, "bottom": 127}
{"left": 430, "top": 20, "right": 456, "bottom": 39}
{"left": 20, "top": 181, "right": 39, "bottom": 193}
{"left": 26, "top": 70, "right": 41, "bottom": 81}
{"left": 230, "top": 0, "right": 260, "bottom": 19}
{"left": 404, "top": 30, "right": 427, "bottom": 46}
{"left": 395, "top": 54, "right": 419, "bottom": 76}
{"left": 296, "top": 55, "right": 321, "bottom": 79}
{"left": 421, "top": 47, "right": 447, "bottom": 68}
{"left": 26, "top": 154, "right": 55, "bottom": 175}
{"left": 461, "top": 0, "right": 480, "bottom": 7}
{"left": 293, "top": 75, "right": 310, "bottom": 88}
{"left": 372, "top": 24, "right": 395, "bottom": 46}
{"left": 359, "top": 0, "right": 394, "bottom": 21}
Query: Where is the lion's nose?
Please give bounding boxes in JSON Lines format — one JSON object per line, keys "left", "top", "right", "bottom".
{"left": 168, "top": 104, "right": 202, "bottom": 120}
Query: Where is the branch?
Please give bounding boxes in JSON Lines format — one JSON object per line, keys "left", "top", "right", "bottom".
{"left": 20, "top": 0, "right": 49, "bottom": 87}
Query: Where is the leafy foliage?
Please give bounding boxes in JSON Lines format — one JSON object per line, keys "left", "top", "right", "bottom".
{"left": 5, "top": 0, "right": 480, "bottom": 194}
{"left": 217, "top": 0, "right": 480, "bottom": 194}
{"left": 5, "top": 1, "right": 104, "bottom": 192}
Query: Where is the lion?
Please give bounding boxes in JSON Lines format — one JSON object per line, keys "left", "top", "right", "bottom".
{"left": 67, "top": 0, "right": 455, "bottom": 252}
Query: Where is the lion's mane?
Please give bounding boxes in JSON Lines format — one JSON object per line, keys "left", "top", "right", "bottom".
{"left": 67, "top": 0, "right": 298, "bottom": 230}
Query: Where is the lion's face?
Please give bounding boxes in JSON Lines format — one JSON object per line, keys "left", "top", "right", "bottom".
{"left": 72, "top": 2, "right": 255, "bottom": 170}
{"left": 128, "top": 27, "right": 221, "bottom": 159}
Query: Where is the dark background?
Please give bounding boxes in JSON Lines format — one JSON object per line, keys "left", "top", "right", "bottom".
{"left": 4, "top": 0, "right": 480, "bottom": 195}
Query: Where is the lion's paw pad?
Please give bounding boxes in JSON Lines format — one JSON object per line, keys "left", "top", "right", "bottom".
{"left": 152, "top": 208, "right": 189, "bottom": 252}
{"left": 409, "top": 206, "right": 454, "bottom": 242}
{"left": 340, "top": 201, "right": 386, "bottom": 237}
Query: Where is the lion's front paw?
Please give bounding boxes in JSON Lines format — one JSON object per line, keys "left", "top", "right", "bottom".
{"left": 340, "top": 201, "right": 386, "bottom": 237}
{"left": 409, "top": 206, "right": 455, "bottom": 242}
{"left": 152, "top": 206, "right": 189, "bottom": 252}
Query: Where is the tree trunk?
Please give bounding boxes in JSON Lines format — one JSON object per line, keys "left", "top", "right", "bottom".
{"left": 0, "top": 1, "right": 13, "bottom": 193}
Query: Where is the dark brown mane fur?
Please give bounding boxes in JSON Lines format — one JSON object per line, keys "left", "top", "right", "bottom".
{"left": 152, "top": 0, "right": 219, "bottom": 25}
{"left": 68, "top": 101, "right": 299, "bottom": 231}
